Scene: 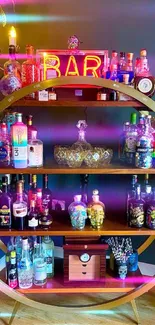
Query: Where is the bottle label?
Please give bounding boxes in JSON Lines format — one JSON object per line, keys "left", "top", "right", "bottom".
{"left": 28, "top": 217, "right": 38, "bottom": 227}
{"left": 0, "top": 205, "right": 11, "bottom": 225}
{"left": 125, "top": 136, "right": 137, "bottom": 152}
{"left": 8, "top": 278, "right": 18, "bottom": 288}
{"left": 49, "top": 92, "right": 57, "bottom": 100}
{"left": 19, "top": 260, "right": 32, "bottom": 270}
{"left": 34, "top": 263, "right": 47, "bottom": 281}
{"left": 28, "top": 144, "right": 43, "bottom": 167}
{"left": 12, "top": 146, "right": 27, "bottom": 160}
{"left": 13, "top": 206, "right": 27, "bottom": 217}
{"left": 46, "top": 256, "right": 53, "bottom": 274}
{"left": 146, "top": 206, "right": 155, "bottom": 229}
{"left": 129, "top": 204, "right": 144, "bottom": 227}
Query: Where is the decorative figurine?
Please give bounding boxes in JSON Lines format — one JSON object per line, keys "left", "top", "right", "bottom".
{"left": 68, "top": 35, "right": 80, "bottom": 50}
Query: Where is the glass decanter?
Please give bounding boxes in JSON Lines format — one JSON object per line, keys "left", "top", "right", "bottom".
{"left": 68, "top": 194, "right": 87, "bottom": 230}
{"left": 87, "top": 190, "right": 105, "bottom": 229}
{"left": 71, "top": 120, "right": 92, "bottom": 151}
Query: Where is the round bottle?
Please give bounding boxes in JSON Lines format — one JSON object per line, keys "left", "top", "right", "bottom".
{"left": 68, "top": 195, "right": 87, "bottom": 230}
{"left": 87, "top": 190, "right": 105, "bottom": 229}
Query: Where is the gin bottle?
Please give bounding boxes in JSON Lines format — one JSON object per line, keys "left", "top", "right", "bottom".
{"left": 146, "top": 187, "right": 155, "bottom": 229}
{"left": 125, "top": 113, "right": 138, "bottom": 165}
{"left": 126, "top": 175, "right": 138, "bottom": 221}
{"left": 42, "top": 236, "right": 54, "bottom": 278}
{"left": 136, "top": 123, "right": 153, "bottom": 168}
{"left": 87, "top": 190, "right": 105, "bottom": 229}
{"left": 128, "top": 184, "right": 145, "bottom": 228}
{"left": 28, "top": 130, "right": 43, "bottom": 167}
{"left": 18, "top": 238, "right": 33, "bottom": 289}
{"left": 11, "top": 113, "right": 28, "bottom": 168}
{"left": 68, "top": 195, "right": 87, "bottom": 229}
{"left": 33, "top": 243, "right": 47, "bottom": 286}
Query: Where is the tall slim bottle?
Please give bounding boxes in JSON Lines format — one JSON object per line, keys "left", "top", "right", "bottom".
{"left": 126, "top": 175, "right": 138, "bottom": 222}
{"left": 0, "top": 176, "right": 12, "bottom": 228}
{"left": 26, "top": 115, "right": 37, "bottom": 140}
{"left": 146, "top": 187, "right": 155, "bottom": 229}
{"left": 11, "top": 113, "right": 28, "bottom": 168}
{"left": 13, "top": 181, "right": 28, "bottom": 230}
{"left": 42, "top": 236, "right": 54, "bottom": 278}
{"left": 18, "top": 238, "right": 33, "bottom": 289}
{"left": 28, "top": 174, "right": 37, "bottom": 204}
{"left": 125, "top": 113, "right": 138, "bottom": 165}
{"left": 42, "top": 174, "right": 52, "bottom": 210}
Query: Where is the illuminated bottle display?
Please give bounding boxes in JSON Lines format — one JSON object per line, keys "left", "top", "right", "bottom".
{"left": 11, "top": 113, "right": 28, "bottom": 168}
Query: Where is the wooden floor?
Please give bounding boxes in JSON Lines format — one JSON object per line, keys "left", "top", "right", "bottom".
{"left": 0, "top": 291, "right": 154, "bottom": 325}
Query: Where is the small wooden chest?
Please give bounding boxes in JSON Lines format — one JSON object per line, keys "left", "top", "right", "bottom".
{"left": 63, "top": 243, "right": 108, "bottom": 283}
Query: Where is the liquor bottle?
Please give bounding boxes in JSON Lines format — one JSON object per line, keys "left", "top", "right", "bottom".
{"left": 138, "top": 49, "right": 150, "bottom": 77}
{"left": 141, "top": 174, "right": 151, "bottom": 200}
{"left": 11, "top": 113, "right": 28, "bottom": 168}
{"left": 137, "top": 114, "right": 145, "bottom": 135}
{"left": 15, "top": 236, "right": 22, "bottom": 267}
{"left": 28, "top": 130, "right": 43, "bottom": 167}
{"left": 13, "top": 181, "right": 28, "bottom": 230}
{"left": 134, "top": 57, "right": 141, "bottom": 76}
{"left": 21, "top": 45, "right": 39, "bottom": 99}
{"left": 0, "top": 123, "right": 10, "bottom": 166}
{"left": 18, "top": 237, "right": 33, "bottom": 289}
{"left": 26, "top": 115, "right": 37, "bottom": 140}
{"left": 0, "top": 176, "right": 12, "bottom": 228}
{"left": 42, "top": 174, "right": 52, "bottom": 210}
{"left": 8, "top": 250, "right": 18, "bottom": 289}
{"left": 68, "top": 195, "right": 87, "bottom": 230}
{"left": 10, "top": 174, "right": 17, "bottom": 195}
{"left": 125, "top": 113, "right": 138, "bottom": 165}
{"left": 110, "top": 51, "right": 118, "bottom": 70}
{"left": 126, "top": 53, "right": 134, "bottom": 82}
{"left": 71, "top": 120, "right": 92, "bottom": 151}
{"left": 36, "top": 188, "right": 43, "bottom": 214}
{"left": 145, "top": 115, "right": 155, "bottom": 140}
{"left": 18, "top": 174, "right": 28, "bottom": 202}
{"left": 33, "top": 243, "right": 47, "bottom": 286}
{"left": 1, "top": 65, "right": 21, "bottom": 96}
{"left": 39, "top": 207, "right": 52, "bottom": 229}
{"left": 42, "top": 236, "right": 54, "bottom": 278}
{"left": 136, "top": 123, "right": 153, "bottom": 169}
{"left": 128, "top": 184, "right": 145, "bottom": 228}
{"left": 146, "top": 187, "right": 155, "bottom": 229}
{"left": 118, "top": 52, "right": 126, "bottom": 71}
{"left": 87, "top": 190, "right": 105, "bottom": 229}
{"left": 49, "top": 88, "right": 57, "bottom": 101}
{"left": 28, "top": 200, "right": 38, "bottom": 230}
{"left": 119, "top": 122, "right": 130, "bottom": 162}
{"left": 110, "top": 64, "right": 118, "bottom": 81}
{"left": 80, "top": 174, "right": 89, "bottom": 205}
{"left": 28, "top": 174, "right": 37, "bottom": 204}
{"left": 5, "top": 253, "right": 10, "bottom": 282}
{"left": 4, "top": 45, "right": 21, "bottom": 79}
{"left": 126, "top": 175, "right": 138, "bottom": 221}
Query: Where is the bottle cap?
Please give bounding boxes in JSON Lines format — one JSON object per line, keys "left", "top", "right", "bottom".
{"left": 146, "top": 185, "right": 152, "bottom": 194}
{"left": 130, "top": 113, "right": 137, "bottom": 125}
{"left": 127, "top": 53, "right": 134, "bottom": 60}
{"left": 11, "top": 251, "right": 16, "bottom": 258}
{"left": 32, "top": 174, "right": 37, "bottom": 183}
{"left": 74, "top": 195, "right": 82, "bottom": 202}
{"left": 27, "top": 115, "right": 33, "bottom": 125}
{"left": 22, "top": 237, "right": 28, "bottom": 247}
{"left": 26, "top": 45, "right": 34, "bottom": 55}
{"left": 120, "top": 52, "right": 125, "bottom": 57}
{"left": 140, "top": 49, "right": 147, "bottom": 57}
{"left": 9, "top": 45, "right": 16, "bottom": 55}
{"left": 31, "top": 130, "right": 37, "bottom": 140}
{"left": 93, "top": 189, "right": 99, "bottom": 195}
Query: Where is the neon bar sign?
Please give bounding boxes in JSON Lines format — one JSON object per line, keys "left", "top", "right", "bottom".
{"left": 36, "top": 50, "right": 108, "bottom": 80}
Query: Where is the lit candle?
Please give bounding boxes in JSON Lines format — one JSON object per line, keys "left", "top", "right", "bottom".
{"left": 9, "top": 26, "right": 16, "bottom": 46}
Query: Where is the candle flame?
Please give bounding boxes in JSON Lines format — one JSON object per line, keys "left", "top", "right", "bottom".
{"left": 9, "top": 26, "right": 16, "bottom": 38}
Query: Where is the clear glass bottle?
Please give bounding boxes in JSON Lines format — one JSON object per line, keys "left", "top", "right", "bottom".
{"left": 4, "top": 45, "right": 21, "bottom": 79}
{"left": 33, "top": 243, "right": 47, "bottom": 286}
{"left": 71, "top": 120, "right": 92, "bottom": 151}
{"left": 15, "top": 236, "right": 22, "bottom": 268}
{"left": 118, "top": 52, "right": 126, "bottom": 71}
{"left": 21, "top": 45, "right": 39, "bottom": 99}
{"left": 136, "top": 123, "right": 153, "bottom": 169}
{"left": 68, "top": 194, "right": 87, "bottom": 229}
{"left": 126, "top": 174, "right": 138, "bottom": 222}
{"left": 125, "top": 113, "right": 138, "bottom": 165}
{"left": 128, "top": 184, "right": 145, "bottom": 228}
{"left": 110, "top": 64, "right": 118, "bottom": 81}
{"left": 39, "top": 207, "right": 52, "bottom": 229}
{"left": 18, "top": 174, "right": 28, "bottom": 203}
{"left": 42, "top": 236, "right": 54, "bottom": 278}
{"left": 26, "top": 115, "right": 37, "bottom": 141}
{"left": 137, "top": 114, "right": 146, "bottom": 135}
{"left": 0, "top": 176, "right": 12, "bottom": 228}
{"left": 13, "top": 181, "right": 28, "bottom": 230}
{"left": 8, "top": 250, "right": 18, "bottom": 289}
{"left": 18, "top": 238, "right": 33, "bottom": 289}
{"left": 42, "top": 174, "right": 52, "bottom": 210}
{"left": 119, "top": 121, "right": 130, "bottom": 162}
{"left": 0, "top": 63, "right": 21, "bottom": 96}
{"left": 0, "top": 123, "right": 10, "bottom": 166}
{"left": 28, "top": 199, "right": 38, "bottom": 230}
{"left": 146, "top": 187, "right": 155, "bottom": 229}
{"left": 87, "top": 190, "right": 105, "bottom": 229}
{"left": 28, "top": 130, "right": 43, "bottom": 167}
{"left": 11, "top": 113, "right": 28, "bottom": 168}
{"left": 138, "top": 49, "right": 151, "bottom": 77}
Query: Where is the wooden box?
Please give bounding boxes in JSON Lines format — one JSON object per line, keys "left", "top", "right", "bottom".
{"left": 63, "top": 243, "right": 108, "bottom": 283}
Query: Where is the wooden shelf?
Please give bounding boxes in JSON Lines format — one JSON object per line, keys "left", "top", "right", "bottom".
{"left": 0, "top": 163, "right": 155, "bottom": 174}
{"left": 11, "top": 99, "right": 145, "bottom": 108}
{"left": 0, "top": 218, "right": 155, "bottom": 236}
{"left": 0, "top": 264, "right": 147, "bottom": 294}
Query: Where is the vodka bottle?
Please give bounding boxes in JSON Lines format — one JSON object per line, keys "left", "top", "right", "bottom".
{"left": 42, "top": 236, "right": 54, "bottom": 278}
{"left": 18, "top": 238, "right": 33, "bottom": 289}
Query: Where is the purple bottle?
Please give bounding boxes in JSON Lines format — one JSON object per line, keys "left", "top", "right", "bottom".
{"left": 0, "top": 176, "right": 12, "bottom": 228}
{"left": 128, "top": 184, "right": 145, "bottom": 228}
{"left": 146, "top": 188, "right": 155, "bottom": 229}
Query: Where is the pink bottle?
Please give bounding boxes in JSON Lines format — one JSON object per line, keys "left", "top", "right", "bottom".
{"left": 21, "top": 45, "right": 39, "bottom": 99}
{"left": 11, "top": 113, "right": 28, "bottom": 168}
